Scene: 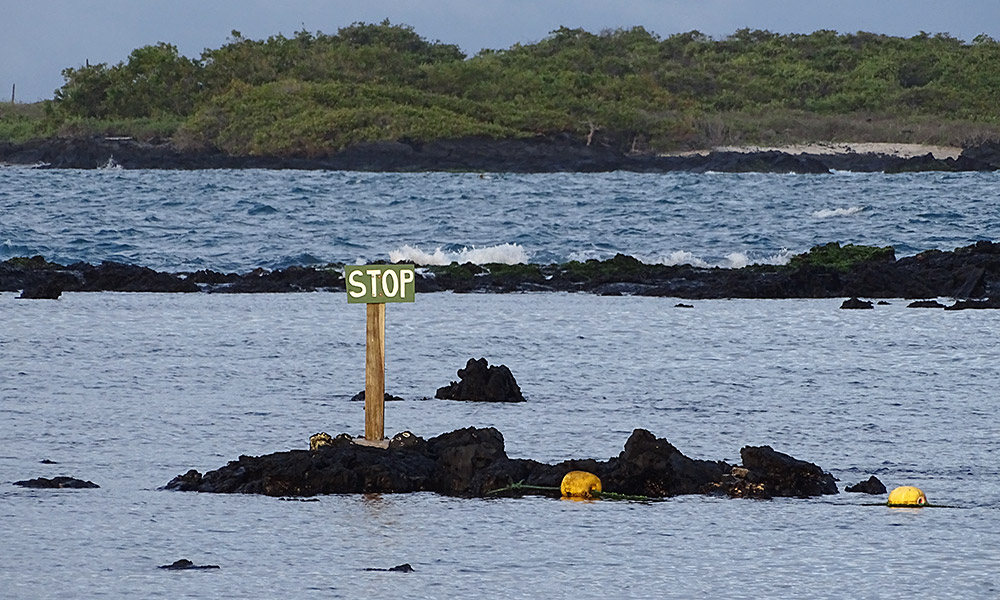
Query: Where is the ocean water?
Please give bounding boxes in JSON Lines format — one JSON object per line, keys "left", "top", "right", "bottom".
{"left": 2, "top": 168, "right": 1000, "bottom": 598}
{"left": 2, "top": 168, "right": 999, "bottom": 271}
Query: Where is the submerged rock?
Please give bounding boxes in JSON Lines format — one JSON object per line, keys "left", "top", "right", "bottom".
{"left": 945, "top": 297, "right": 1000, "bottom": 310}
{"left": 435, "top": 358, "right": 525, "bottom": 402}
{"left": 14, "top": 476, "right": 99, "bottom": 489}
{"left": 365, "top": 563, "right": 414, "bottom": 572}
{"left": 159, "top": 559, "right": 220, "bottom": 570}
{"left": 350, "top": 390, "right": 405, "bottom": 402}
{"left": 165, "top": 427, "right": 838, "bottom": 500}
{"left": 908, "top": 300, "right": 946, "bottom": 308}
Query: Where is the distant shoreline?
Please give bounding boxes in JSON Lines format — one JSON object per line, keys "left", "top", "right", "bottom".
{"left": 664, "top": 142, "right": 964, "bottom": 160}
{"left": 2, "top": 135, "right": 999, "bottom": 173}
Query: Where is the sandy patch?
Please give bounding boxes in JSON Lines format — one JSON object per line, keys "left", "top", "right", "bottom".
{"left": 666, "top": 142, "right": 962, "bottom": 160}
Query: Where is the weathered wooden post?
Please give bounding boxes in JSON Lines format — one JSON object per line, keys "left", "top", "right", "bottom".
{"left": 365, "top": 302, "right": 385, "bottom": 439}
{"left": 346, "top": 264, "right": 416, "bottom": 441}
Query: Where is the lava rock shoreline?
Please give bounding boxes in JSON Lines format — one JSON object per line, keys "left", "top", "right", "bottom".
{"left": 3, "top": 135, "right": 1000, "bottom": 173}
{"left": 5, "top": 241, "right": 1000, "bottom": 302}
{"left": 165, "top": 427, "right": 838, "bottom": 500}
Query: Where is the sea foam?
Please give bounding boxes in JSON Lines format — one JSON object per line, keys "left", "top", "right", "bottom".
{"left": 645, "top": 249, "right": 792, "bottom": 269}
{"left": 812, "top": 206, "right": 865, "bottom": 218}
{"left": 389, "top": 243, "right": 529, "bottom": 265}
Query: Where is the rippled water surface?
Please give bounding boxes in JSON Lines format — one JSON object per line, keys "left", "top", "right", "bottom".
{"left": 2, "top": 168, "right": 999, "bottom": 271}
{"left": 3, "top": 291, "right": 1000, "bottom": 598}
{"left": 3, "top": 169, "right": 1000, "bottom": 598}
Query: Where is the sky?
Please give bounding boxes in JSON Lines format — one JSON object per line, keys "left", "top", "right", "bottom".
{"left": 4, "top": 0, "right": 1000, "bottom": 102}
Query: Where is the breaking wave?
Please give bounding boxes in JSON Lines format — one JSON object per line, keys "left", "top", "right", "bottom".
{"left": 813, "top": 206, "right": 865, "bottom": 218}
{"left": 643, "top": 249, "right": 792, "bottom": 269}
{"left": 389, "top": 243, "right": 529, "bottom": 265}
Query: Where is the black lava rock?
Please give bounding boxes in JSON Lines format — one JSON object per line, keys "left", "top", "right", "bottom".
{"left": 845, "top": 475, "right": 887, "bottom": 494}
{"left": 945, "top": 297, "right": 1000, "bottom": 310}
{"left": 734, "top": 445, "right": 839, "bottom": 498}
{"left": 840, "top": 297, "right": 874, "bottom": 309}
{"left": 908, "top": 300, "right": 946, "bottom": 308}
{"left": 599, "top": 429, "right": 729, "bottom": 497}
{"left": 165, "top": 427, "right": 838, "bottom": 500}
{"left": 159, "top": 559, "right": 220, "bottom": 570}
{"left": 365, "top": 563, "right": 414, "bottom": 572}
{"left": 14, "top": 476, "right": 99, "bottom": 489}
{"left": 350, "top": 391, "right": 405, "bottom": 402}
{"left": 435, "top": 358, "right": 525, "bottom": 402}
{"left": 18, "top": 279, "right": 63, "bottom": 299}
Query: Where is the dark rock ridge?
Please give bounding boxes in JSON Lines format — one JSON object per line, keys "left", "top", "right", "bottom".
{"left": 2, "top": 135, "right": 999, "bottom": 173}
{"left": 164, "top": 427, "right": 837, "bottom": 500}
{"left": 7, "top": 241, "right": 1000, "bottom": 301}
{"left": 435, "top": 358, "right": 525, "bottom": 402}
{"left": 14, "top": 476, "right": 99, "bottom": 488}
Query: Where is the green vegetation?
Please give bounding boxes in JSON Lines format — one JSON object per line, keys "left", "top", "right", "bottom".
{"left": 426, "top": 262, "right": 485, "bottom": 281}
{"left": 0, "top": 102, "right": 56, "bottom": 142}
{"left": 1, "top": 255, "right": 62, "bottom": 270}
{"left": 789, "top": 242, "right": 895, "bottom": 271}
{"left": 6, "top": 22, "right": 1000, "bottom": 152}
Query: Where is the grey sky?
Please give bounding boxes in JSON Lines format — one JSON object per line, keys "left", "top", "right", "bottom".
{"left": 4, "top": 0, "right": 999, "bottom": 102}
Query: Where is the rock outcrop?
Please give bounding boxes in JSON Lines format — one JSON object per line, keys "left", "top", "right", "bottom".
{"left": 165, "top": 427, "right": 838, "bottom": 500}
{"left": 435, "top": 358, "right": 525, "bottom": 402}
{"left": 840, "top": 297, "right": 874, "bottom": 309}
{"left": 845, "top": 475, "right": 888, "bottom": 494}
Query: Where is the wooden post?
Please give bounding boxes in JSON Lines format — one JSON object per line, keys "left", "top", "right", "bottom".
{"left": 364, "top": 302, "right": 386, "bottom": 441}
{"left": 10, "top": 83, "right": 14, "bottom": 104}
{"left": 346, "top": 263, "right": 413, "bottom": 442}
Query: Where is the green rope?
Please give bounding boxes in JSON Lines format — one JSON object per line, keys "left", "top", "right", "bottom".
{"left": 486, "top": 481, "right": 559, "bottom": 495}
{"left": 860, "top": 502, "right": 963, "bottom": 508}
{"left": 486, "top": 481, "right": 660, "bottom": 502}
{"left": 591, "top": 490, "right": 661, "bottom": 502}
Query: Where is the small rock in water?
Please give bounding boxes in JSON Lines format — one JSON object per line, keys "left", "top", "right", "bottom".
{"left": 945, "top": 297, "right": 1000, "bottom": 310}
{"left": 840, "top": 297, "right": 873, "bottom": 309}
{"left": 159, "top": 559, "right": 220, "bottom": 570}
{"left": 845, "top": 475, "right": 887, "bottom": 494}
{"left": 18, "top": 281, "right": 63, "bottom": 299}
{"left": 675, "top": 303, "right": 694, "bottom": 308}
{"left": 14, "top": 476, "right": 98, "bottom": 489}
{"left": 350, "top": 390, "right": 405, "bottom": 402}
{"left": 907, "top": 300, "right": 946, "bottom": 309}
{"left": 365, "top": 563, "right": 414, "bottom": 572}
{"left": 435, "top": 358, "right": 525, "bottom": 402}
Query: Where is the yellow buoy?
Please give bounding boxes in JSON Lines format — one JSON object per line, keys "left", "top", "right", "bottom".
{"left": 560, "top": 471, "right": 602, "bottom": 498}
{"left": 887, "top": 485, "right": 928, "bottom": 507}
